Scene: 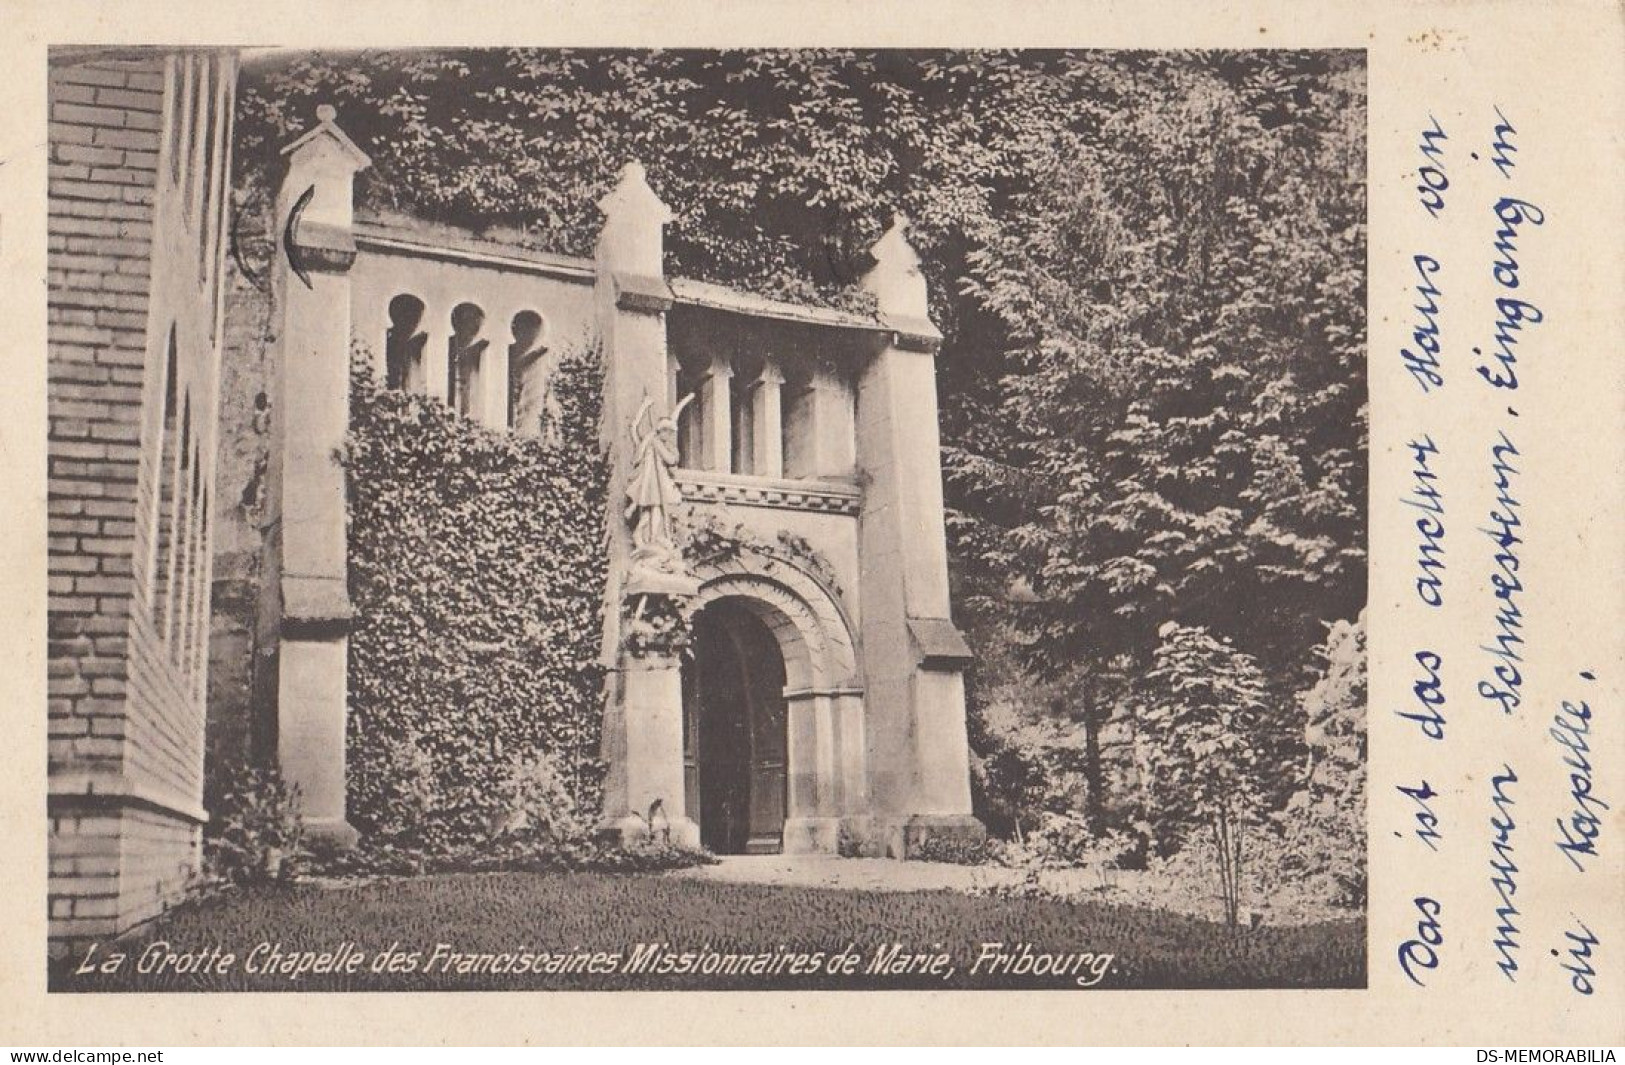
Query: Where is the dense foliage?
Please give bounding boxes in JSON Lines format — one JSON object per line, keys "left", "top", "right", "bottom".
{"left": 959, "top": 58, "right": 1366, "bottom": 677}
{"left": 1271, "top": 614, "right": 1368, "bottom": 906}
{"left": 342, "top": 343, "right": 607, "bottom": 851}
{"left": 238, "top": 49, "right": 1366, "bottom": 897}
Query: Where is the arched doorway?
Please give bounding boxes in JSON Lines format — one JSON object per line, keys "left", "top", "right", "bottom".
{"left": 681, "top": 598, "right": 788, "bottom": 854}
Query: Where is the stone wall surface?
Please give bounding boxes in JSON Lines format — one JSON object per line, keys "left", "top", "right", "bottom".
{"left": 348, "top": 216, "right": 599, "bottom": 435}
{"left": 205, "top": 263, "right": 276, "bottom": 797}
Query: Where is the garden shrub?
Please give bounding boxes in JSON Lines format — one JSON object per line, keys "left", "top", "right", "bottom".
{"left": 1166, "top": 614, "right": 1367, "bottom": 918}
{"left": 961, "top": 625, "right": 1100, "bottom": 841}
{"left": 204, "top": 763, "right": 305, "bottom": 885}
{"left": 485, "top": 748, "right": 598, "bottom": 841}
{"left": 1007, "top": 814, "right": 1140, "bottom": 873}
{"left": 342, "top": 341, "right": 609, "bottom": 854}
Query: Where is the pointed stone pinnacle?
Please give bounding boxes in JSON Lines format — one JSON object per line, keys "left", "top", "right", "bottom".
{"left": 596, "top": 159, "right": 673, "bottom": 276}
{"left": 863, "top": 213, "right": 929, "bottom": 320}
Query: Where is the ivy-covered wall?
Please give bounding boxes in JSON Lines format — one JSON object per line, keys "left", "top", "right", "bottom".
{"left": 342, "top": 345, "right": 608, "bottom": 850}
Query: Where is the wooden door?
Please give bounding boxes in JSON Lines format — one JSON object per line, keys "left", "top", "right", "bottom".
{"left": 732, "top": 609, "right": 787, "bottom": 854}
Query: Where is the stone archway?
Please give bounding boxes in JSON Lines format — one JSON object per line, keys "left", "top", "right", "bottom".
{"left": 686, "top": 552, "right": 868, "bottom": 854}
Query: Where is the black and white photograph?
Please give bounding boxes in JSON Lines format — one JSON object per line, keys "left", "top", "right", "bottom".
{"left": 39, "top": 44, "right": 1372, "bottom": 993}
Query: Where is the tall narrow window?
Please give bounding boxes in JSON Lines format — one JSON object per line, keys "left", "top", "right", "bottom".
{"left": 150, "top": 334, "right": 179, "bottom": 627}
{"left": 160, "top": 399, "right": 192, "bottom": 645}
{"left": 507, "top": 310, "right": 545, "bottom": 432}
{"left": 186, "top": 487, "right": 211, "bottom": 686}
{"left": 164, "top": 56, "right": 182, "bottom": 187}
{"left": 447, "top": 302, "right": 487, "bottom": 420}
{"left": 673, "top": 354, "right": 702, "bottom": 469}
{"left": 183, "top": 59, "right": 209, "bottom": 228}
{"left": 385, "top": 294, "right": 427, "bottom": 391}
{"left": 174, "top": 442, "right": 201, "bottom": 666}
{"left": 197, "top": 59, "right": 221, "bottom": 287}
{"left": 729, "top": 353, "right": 763, "bottom": 475}
{"left": 192, "top": 487, "right": 210, "bottom": 681}
{"left": 782, "top": 362, "right": 815, "bottom": 479}
{"left": 729, "top": 386, "right": 750, "bottom": 475}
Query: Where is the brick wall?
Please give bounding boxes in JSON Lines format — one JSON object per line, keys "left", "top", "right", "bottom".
{"left": 47, "top": 48, "right": 237, "bottom": 953}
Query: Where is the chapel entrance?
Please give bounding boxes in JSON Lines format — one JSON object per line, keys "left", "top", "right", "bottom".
{"left": 682, "top": 598, "right": 788, "bottom": 854}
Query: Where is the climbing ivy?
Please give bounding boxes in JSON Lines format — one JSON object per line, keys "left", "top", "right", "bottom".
{"left": 341, "top": 343, "right": 608, "bottom": 851}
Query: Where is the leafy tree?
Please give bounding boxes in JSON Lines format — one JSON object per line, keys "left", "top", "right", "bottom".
{"left": 947, "top": 55, "right": 1364, "bottom": 833}
{"left": 959, "top": 54, "right": 1365, "bottom": 680}
{"left": 1132, "top": 623, "right": 1283, "bottom": 926}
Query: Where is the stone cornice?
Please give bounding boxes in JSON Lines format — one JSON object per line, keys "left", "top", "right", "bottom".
{"left": 291, "top": 220, "right": 359, "bottom": 274}
{"left": 280, "top": 575, "right": 354, "bottom": 638}
{"left": 907, "top": 616, "right": 975, "bottom": 669}
{"left": 668, "top": 277, "right": 882, "bottom": 332}
{"left": 353, "top": 223, "right": 596, "bottom": 285}
{"left": 612, "top": 271, "right": 676, "bottom": 315}
{"left": 882, "top": 313, "right": 944, "bottom": 354}
{"left": 676, "top": 470, "right": 861, "bottom": 516}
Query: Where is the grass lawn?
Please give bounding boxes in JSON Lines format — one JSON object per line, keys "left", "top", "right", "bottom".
{"left": 52, "top": 871, "right": 1365, "bottom": 992}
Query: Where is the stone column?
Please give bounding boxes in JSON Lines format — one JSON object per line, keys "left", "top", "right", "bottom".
{"left": 833, "top": 688, "right": 871, "bottom": 815}
{"left": 615, "top": 660, "right": 693, "bottom": 842}
{"left": 698, "top": 352, "right": 733, "bottom": 473}
{"left": 782, "top": 689, "right": 841, "bottom": 853}
{"left": 749, "top": 361, "right": 785, "bottom": 478}
{"left": 854, "top": 215, "right": 982, "bottom": 857}
{"left": 423, "top": 301, "right": 449, "bottom": 404}
{"left": 785, "top": 363, "right": 857, "bottom": 480}
{"left": 483, "top": 327, "right": 510, "bottom": 429}
{"left": 594, "top": 161, "right": 700, "bottom": 848}
{"left": 268, "top": 106, "right": 370, "bottom": 846}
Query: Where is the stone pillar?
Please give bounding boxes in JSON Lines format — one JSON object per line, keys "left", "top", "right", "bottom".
{"left": 594, "top": 161, "right": 701, "bottom": 848}
{"left": 785, "top": 363, "right": 857, "bottom": 480}
{"left": 483, "top": 327, "right": 510, "bottom": 429}
{"left": 268, "top": 106, "right": 370, "bottom": 846}
{"left": 698, "top": 352, "right": 733, "bottom": 473}
{"left": 854, "top": 215, "right": 982, "bottom": 857}
{"left": 782, "top": 689, "right": 841, "bottom": 853}
{"left": 833, "top": 688, "right": 871, "bottom": 815}
{"left": 423, "top": 299, "right": 449, "bottom": 404}
{"left": 749, "top": 361, "right": 785, "bottom": 478}
{"left": 612, "top": 660, "right": 697, "bottom": 845}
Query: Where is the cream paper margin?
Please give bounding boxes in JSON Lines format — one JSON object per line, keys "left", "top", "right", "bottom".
{"left": 0, "top": 0, "right": 1619, "bottom": 1047}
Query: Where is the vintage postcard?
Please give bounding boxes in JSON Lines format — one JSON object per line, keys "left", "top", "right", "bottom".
{"left": 0, "top": 0, "right": 1619, "bottom": 1047}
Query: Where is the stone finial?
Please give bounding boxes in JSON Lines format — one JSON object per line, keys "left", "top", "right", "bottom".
{"left": 595, "top": 161, "right": 674, "bottom": 277}
{"left": 861, "top": 213, "right": 931, "bottom": 322}
{"left": 278, "top": 103, "right": 371, "bottom": 232}
{"left": 280, "top": 102, "right": 372, "bottom": 168}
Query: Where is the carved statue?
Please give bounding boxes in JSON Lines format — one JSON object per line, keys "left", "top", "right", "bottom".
{"left": 624, "top": 392, "right": 694, "bottom": 569}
